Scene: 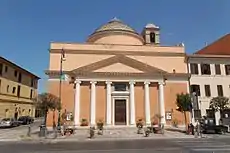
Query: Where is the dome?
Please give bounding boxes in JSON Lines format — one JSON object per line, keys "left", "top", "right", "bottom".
{"left": 87, "top": 18, "right": 144, "bottom": 45}
{"left": 94, "top": 17, "right": 137, "bottom": 33}
{"left": 145, "top": 23, "right": 159, "bottom": 29}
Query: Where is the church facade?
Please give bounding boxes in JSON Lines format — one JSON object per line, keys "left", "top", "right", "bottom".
{"left": 46, "top": 18, "right": 190, "bottom": 127}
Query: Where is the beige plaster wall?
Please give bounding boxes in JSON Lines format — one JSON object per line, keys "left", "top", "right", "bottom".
{"left": 93, "top": 35, "right": 143, "bottom": 45}
{"left": 46, "top": 81, "right": 75, "bottom": 126}
{"left": 95, "top": 83, "right": 106, "bottom": 122}
{"left": 128, "top": 56, "right": 187, "bottom": 73}
{"left": 49, "top": 54, "right": 112, "bottom": 71}
{"left": 50, "top": 43, "right": 185, "bottom": 53}
{"left": 164, "top": 82, "right": 189, "bottom": 125}
{"left": 135, "top": 83, "right": 144, "bottom": 120}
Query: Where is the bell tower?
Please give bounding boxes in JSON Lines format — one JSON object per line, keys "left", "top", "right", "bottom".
{"left": 142, "top": 23, "right": 160, "bottom": 45}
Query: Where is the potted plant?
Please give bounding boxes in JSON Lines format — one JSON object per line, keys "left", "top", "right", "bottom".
{"left": 151, "top": 114, "right": 162, "bottom": 134}
{"left": 136, "top": 119, "right": 144, "bottom": 134}
{"left": 80, "top": 119, "right": 88, "bottom": 126}
{"left": 96, "top": 120, "right": 104, "bottom": 135}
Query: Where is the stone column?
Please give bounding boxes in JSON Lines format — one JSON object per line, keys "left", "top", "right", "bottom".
{"left": 198, "top": 63, "right": 201, "bottom": 75}
{"left": 129, "top": 81, "right": 136, "bottom": 125}
{"left": 74, "top": 80, "right": 81, "bottom": 126}
{"left": 106, "top": 81, "right": 112, "bottom": 125}
{"left": 144, "top": 81, "right": 151, "bottom": 125}
{"left": 90, "top": 81, "right": 97, "bottom": 126}
{"left": 158, "top": 82, "right": 166, "bottom": 124}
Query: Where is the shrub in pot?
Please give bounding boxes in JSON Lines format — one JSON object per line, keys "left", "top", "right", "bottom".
{"left": 136, "top": 119, "right": 144, "bottom": 134}
{"left": 96, "top": 120, "right": 104, "bottom": 135}
{"left": 80, "top": 119, "right": 88, "bottom": 126}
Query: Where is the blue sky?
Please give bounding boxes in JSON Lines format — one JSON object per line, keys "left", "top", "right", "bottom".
{"left": 0, "top": 0, "right": 230, "bottom": 93}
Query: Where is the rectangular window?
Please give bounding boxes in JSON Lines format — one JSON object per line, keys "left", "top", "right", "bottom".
{"left": 225, "top": 65, "right": 230, "bottom": 75}
{"left": 30, "top": 89, "right": 33, "bottom": 99}
{"left": 14, "top": 70, "right": 18, "bottom": 77}
{"left": 190, "top": 63, "right": 199, "bottom": 74}
{"left": 12, "top": 87, "right": 16, "bottom": 94}
{"left": 201, "top": 64, "right": 211, "bottom": 75}
{"left": 204, "top": 85, "right": 211, "bottom": 97}
{"left": 0, "top": 63, "right": 2, "bottom": 76}
{"left": 7, "top": 85, "right": 9, "bottom": 93}
{"left": 217, "top": 85, "right": 223, "bottom": 97}
{"left": 18, "top": 73, "right": 22, "bottom": 83}
{"left": 215, "top": 64, "right": 221, "bottom": 75}
{"left": 190, "top": 85, "right": 200, "bottom": 96}
{"left": 31, "top": 79, "right": 34, "bottom": 87}
{"left": 17, "top": 85, "right": 21, "bottom": 97}
{"left": 5, "top": 66, "right": 8, "bottom": 73}
{"left": 114, "top": 83, "right": 127, "bottom": 91}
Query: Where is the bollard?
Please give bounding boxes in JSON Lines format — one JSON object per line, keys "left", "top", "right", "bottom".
{"left": 27, "top": 125, "right": 31, "bottom": 137}
{"left": 54, "top": 127, "right": 58, "bottom": 139}
{"left": 89, "top": 127, "right": 95, "bottom": 139}
{"left": 144, "top": 128, "right": 150, "bottom": 137}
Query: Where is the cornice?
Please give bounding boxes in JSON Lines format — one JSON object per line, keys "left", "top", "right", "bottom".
{"left": 49, "top": 49, "right": 186, "bottom": 57}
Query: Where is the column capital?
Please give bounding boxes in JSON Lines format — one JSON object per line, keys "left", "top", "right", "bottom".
{"left": 144, "top": 81, "right": 151, "bottom": 85}
{"left": 74, "top": 80, "right": 81, "bottom": 84}
{"left": 90, "top": 81, "right": 97, "bottom": 84}
{"left": 105, "top": 81, "right": 112, "bottom": 85}
{"left": 129, "top": 81, "right": 135, "bottom": 85}
{"left": 158, "top": 81, "right": 165, "bottom": 85}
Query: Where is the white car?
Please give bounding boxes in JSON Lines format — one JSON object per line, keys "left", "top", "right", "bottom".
{"left": 0, "top": 118, "right": 21, "bottom": 128}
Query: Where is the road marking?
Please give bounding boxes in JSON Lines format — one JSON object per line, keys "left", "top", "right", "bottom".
{"left": 39, "top": 147, "right": 181, "bottom": 153}
{"left": 193, "top": 148, "right": 230, "bottom": 151}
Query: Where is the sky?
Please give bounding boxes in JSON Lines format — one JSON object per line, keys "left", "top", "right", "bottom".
{"left": 0, "top": 0, "right": 230, "bottom": 93}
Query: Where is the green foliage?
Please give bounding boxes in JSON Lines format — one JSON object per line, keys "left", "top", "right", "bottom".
{"left": 176, "top": 93, "right": 191, "bottom": 130}
{"left": 176, "top": 93, "right": 192, "bottom": 112}
{"left": 35, "top": 93, "right": 61, "bottom": 112}
{"left": 34, "top": 92, "right": 61, "bottom": 126}
{"left": 209, "top": 96, "right": 229, "bottom": 112}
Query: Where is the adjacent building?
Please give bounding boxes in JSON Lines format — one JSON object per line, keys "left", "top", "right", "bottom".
{"left": 188, "top": 34, "right": 230, "bottom": 124}
{"left": 46, "top": 18, "right": 190, "bottom": 127}
{"left": 0, "top": 56, "right": 40, "bottom": 119}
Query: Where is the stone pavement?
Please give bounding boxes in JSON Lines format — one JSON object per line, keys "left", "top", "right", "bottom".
{"left": 0, "top": 118, "right": 42, "bottom": 142}
{"left": 39, "top": 127, "right": 196, "bottom": 143}
{"left": 2, "top": 125, "right": 230, "bottom": 142}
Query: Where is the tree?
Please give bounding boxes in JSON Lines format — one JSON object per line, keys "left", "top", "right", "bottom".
{"left": 209, "top": 96, "right": 229, "bottom": 112}
{"left": 176, "top": 93, "right": 192, "bottom": 129}
{"left": 35, "top": 93, "right": 61, "bottom": 126}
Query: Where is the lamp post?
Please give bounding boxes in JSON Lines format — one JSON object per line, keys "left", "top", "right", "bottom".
{"left": 57, "top": 48, "right": 66, "bottom": 130}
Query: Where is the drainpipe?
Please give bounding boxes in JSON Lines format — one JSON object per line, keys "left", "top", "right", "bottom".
{"left": 186, "top": 56, "right": 195, "bottom": 124}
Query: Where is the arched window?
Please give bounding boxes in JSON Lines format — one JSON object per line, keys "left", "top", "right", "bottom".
{"left": 5, "top": 109, "right": 9, "bottom": 118}
{"left": 150, "top": 32, "right": 155, "bottom": 43}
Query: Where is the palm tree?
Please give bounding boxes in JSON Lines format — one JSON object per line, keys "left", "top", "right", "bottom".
{"left": 35, "top": 93, "right": 61, "bottom": 126}
{"left": 176, "top": 93, "right": 192, "bottom": 130}
{"left": 209, "top": 96, "right": 229, "bottom": 113}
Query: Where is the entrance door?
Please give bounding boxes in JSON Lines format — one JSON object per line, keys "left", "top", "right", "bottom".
{"left": 115, "top": 99, "right": 126, "bottom": 125}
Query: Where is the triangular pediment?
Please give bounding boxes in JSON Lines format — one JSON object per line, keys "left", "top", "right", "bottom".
{"left": 93, "top": 63, "right": 144, "bottom": 73}
{"left": 71, "top": 55, "right": 167, "bottom": 74}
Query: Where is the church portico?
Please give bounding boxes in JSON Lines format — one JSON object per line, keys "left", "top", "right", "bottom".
{"left": 71, "top": 78, "right": 167, "bottom": 127}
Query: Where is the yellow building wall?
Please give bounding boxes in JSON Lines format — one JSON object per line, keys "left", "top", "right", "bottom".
{"left": 0, "top": 61, "right": 38, "bottom": 119}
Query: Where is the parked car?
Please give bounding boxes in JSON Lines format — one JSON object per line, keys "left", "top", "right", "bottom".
{"left": 0, "top": 118, "right": 21, "bottom": 128}
{"left": 18, "top": 116, "right": 34, "bottom": 125}
{"left": 201, "top": 118, "right": 228, "bottom": 134}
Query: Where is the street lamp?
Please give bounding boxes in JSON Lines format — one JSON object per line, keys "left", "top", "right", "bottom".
{"left": 57, "top": 48, "right": 66, "bottom": 130}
